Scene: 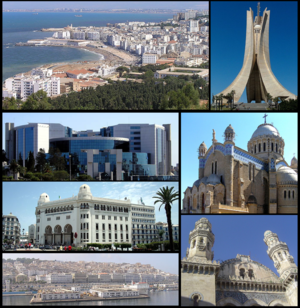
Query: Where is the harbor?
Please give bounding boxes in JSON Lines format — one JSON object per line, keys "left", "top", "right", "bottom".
{"left": 30, "top": 294, "right": 149, "bottom": 304}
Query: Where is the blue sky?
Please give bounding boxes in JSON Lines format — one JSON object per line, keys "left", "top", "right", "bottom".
{"left": 3, "top": 182, "right": 179, "bottom": 232}
{"left": 211, "top": 1, "right": 298, "bottom": 103}
{"left": 3, "top": 1, "right": 208, "bottom": 11}
{"left": 2, "top": 112, "right": 178, "bottom": 166}
{"left": 3, "top": 253, "right": 178, "bottom": 274}
{"left": 181, "top": 112, "right": 297, "bottom": 203}
{"left": 181, "top": 215, "right": 298, "bottom": 276}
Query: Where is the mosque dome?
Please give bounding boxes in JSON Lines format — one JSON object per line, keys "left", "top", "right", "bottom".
{"left": 276, "top": 166, "right": 298, "bottom": 184}
{"left": 206, "top": 174, "right": 221, "bottom": 185}
{"left": 38, "top": 193, "right": 50, "bottom": 204}
{"left": 78, "top": 184, "right": 92, "bottom": 199}
{"left": 250, "top": 123, "right": 280, "bottom": 140}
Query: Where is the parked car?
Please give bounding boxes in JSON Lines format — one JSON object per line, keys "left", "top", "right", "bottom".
{"left": 44, "top": 245, "right": 51, "bottom": 249}
{"left": 39, "top": 246, "right": 45, "bottom": 250}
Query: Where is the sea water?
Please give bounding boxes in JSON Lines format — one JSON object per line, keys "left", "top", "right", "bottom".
{"left": 2, "top": 12, "right": 173, "bottom": 82}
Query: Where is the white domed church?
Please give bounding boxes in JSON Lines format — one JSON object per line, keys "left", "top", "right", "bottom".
{"left": 182, "top": 119, "right": 297, "bottom": 214}
{"left": 181, "top": 218, "right": 298, "bottom": 306}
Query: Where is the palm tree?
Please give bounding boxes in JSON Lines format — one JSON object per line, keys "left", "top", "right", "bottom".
{"left": 153, "top": 186, "right": 179, "bottom": 251}
{"left": 9, "top": 159, "right": 19, "bottom": 180}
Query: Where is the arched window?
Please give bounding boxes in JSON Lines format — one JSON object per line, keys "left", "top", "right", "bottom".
{"left": 248, "top": 269, "right": 254, "bottom": 279}
{"left": 263, "top": 143, "right": 266, "bottom": 151}
{"left": 254, "top": 145, "right": 257, "bottom": 153}
{"left": 292, "top": 190, "right": 294, "bottom": 199}
{"left": 215, "top": 161, "right": 217, "bottom": 174}
{"left": 278, "top": 252, "right": 283, "bottom": 261}
{"left": 276, "top": 144, "right": 278, "bottom": 152}
{"left": 271, "top": 143, "right": 274, "bottom": 151}
{"left": 284, "top": 191, "right": 286, "bottom": 199}
{"left": 207, "top": 242, "right": 210, "bottom": 250}
{"left": 288, "top": 191, "right": 290, "bottom": 199}
{"left": 200, "top": 237, "right": 203, "bottom": 243}
{"left": 253, "top": 165, "right": 255, "bottom": 182}
{"left": 258, "top": 144, "right": 261, "bottom": 152}
{"left": 239, "top": 268, "right": 245, "bottom": 279}
{"left": 212, "top": 162, "right": 214, "bottom": 174}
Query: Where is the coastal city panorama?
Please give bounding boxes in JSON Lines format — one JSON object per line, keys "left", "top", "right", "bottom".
{"left": 3, "top": 1, "right": 209, "bottom": 110}
{"left": 3, "top": 254, "right": 179, "bottom": 305}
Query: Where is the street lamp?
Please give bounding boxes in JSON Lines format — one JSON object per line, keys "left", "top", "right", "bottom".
{"left": 69, "top": 154, "right": 72, "bottom": 181}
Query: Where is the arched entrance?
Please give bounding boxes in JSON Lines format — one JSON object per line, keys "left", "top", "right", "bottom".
{"left": 54, "top": 225, "right": 62, "bottom": 245}
{"left": 64, "top": 224, "right": 73, "bottom": 245}
{"left": 45, "top": 226, "right": 52, "bottom": 245}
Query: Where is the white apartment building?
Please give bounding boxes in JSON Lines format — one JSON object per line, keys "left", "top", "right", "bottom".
{"left": 99, "top": 273, "right": 111, "bottom": 282}
{"left": 3, "top": 75, "right": 60, "bottom": 101}
{"left": 31, "top": 67, "right": 53, "bottom": 78}
{"left": 123, "top": 282, "right": 149, "bottom": 294}
{"left": 189, "top": 20, "right": 199, "bottom": 33}
{"left": 53, "top": 31, "right": 71, "bottom": 39}
{"left": 45, "top": 273, "right": 73, "bottom": 284}
{"left": 72, "top": 31, "right": 86, "bottom": 40}
{"left": 155, "top": 222, "right": 179, "bottom": 242}
{"left": 123, "top": 273, "right": 140, "bottom": 283}
{"left": 2, "top": 213, "right": 21, "bottom": 244}
{"left": 35, "top": 184, "right": 156, "bottom": 246}
{"left": 142, "top": 53, "right": 157, "bottom": 64}
{"left": 87, "top": 32, "right": 100, "bottom": 40}
{"left": 200, "top": 26, "right": 209, "bottom": 32}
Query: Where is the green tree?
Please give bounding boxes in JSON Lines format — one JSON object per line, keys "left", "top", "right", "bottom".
{"left": 18, "top": 153, "right": 23, "bottom": 167}
{"left": 36, "top": 148, "right": 47, "bottom": 173}
{"left": 26, "top": 151, "right": 35, "bottom": 172}
{"left": 53, "top": 170, "right": 69, "bottom": 181}
{"left": 48, "top": 147, "right": 65, "bottom": 171}
{"left": 116, "top": 66, "right": 129, "bottom": 77}
{"left": 9, "top": 159, "right": 19, "bottom": 179}
{"left": 153, "top": 186, "right": 179, "bottom": 252}
{"left": 2, "top": 150, "right": 9, "bottom": 163}
{"left": 158, "top": 230, "right": 165, "bottom": 241}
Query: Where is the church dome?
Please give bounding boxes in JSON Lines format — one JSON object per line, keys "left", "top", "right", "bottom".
{"left": 38, "top": 193, "right": 50, "bottom": 204}
{"left": 78, "top": 184, "right": 92, "bottom": 199}
{"left": 276, "top": 166, "right": 297, "bottom": 184}
{"left": 199, "top": 141, "right": 207, "bottom": 148}
{"left": 193, "top": 177, "right": 207, "bottom": 187}
{"left": 198, "top": 141, "right": 207, "bottom": 157}
{"left": 251, "top": 123, "right": 280, "bottom": 139}
{"left": 207, "top": 174, "right": 221, "bottom": 185}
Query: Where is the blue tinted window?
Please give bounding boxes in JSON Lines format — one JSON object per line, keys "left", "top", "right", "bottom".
{"left": 25, "top": 127, "right": 34, "bottom": 160}
{"left": 130, "top": 126, "right": 140, "bottom": 129}
{"left": 17, "top": 129, "right": 24, "bottom": 160}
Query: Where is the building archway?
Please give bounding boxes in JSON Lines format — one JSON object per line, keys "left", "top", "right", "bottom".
{"left": 45, "top": 226, "right": 52, "bottom": 245}
{"left": 64, "top": 224, "right": 73, "bottom": 245}
{"left": 54, "top": 225, "right": 62, "bottom": 245}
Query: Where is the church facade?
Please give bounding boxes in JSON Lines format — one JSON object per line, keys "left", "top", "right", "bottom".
{"left": 181, "top": 218, "right": 298, "bottom": 306}
{"left": 182, "top": 120, "right": 298, "bottom": 214}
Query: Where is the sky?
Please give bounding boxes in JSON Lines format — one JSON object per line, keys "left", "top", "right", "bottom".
{"left": 211, "top": 1, "right": 298, "bottom": 103}
{"left": 181, "top": 112, "right": 298, "bottom": 203}
{"left": 181, "top": 215, "right": 298, "bottom": 276}
{"left": 2, "top": 253, "right": 179, "bottom": 275}
{"left": 3, "top": 182, "right": 179, "bottom": 232}
{"left": 3, "top": 1, "right": 208, "bottom": 11}
{"left": 2, "top": 112, "right": 178, "bottom": 166}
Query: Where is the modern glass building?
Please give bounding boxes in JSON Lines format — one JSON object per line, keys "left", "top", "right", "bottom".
{"left": 5, "top": 122, "right": 170, "bottom": 178}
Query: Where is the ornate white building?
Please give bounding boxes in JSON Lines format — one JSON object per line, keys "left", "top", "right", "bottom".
{"left": 181, "top": 218, "right": 298, "bottom": 306}
{"left": 35, "top": 184, "right": 156, "bottom": 246}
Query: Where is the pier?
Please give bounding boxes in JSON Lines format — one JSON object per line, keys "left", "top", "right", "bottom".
{"left": 30, "top": 294, "right": 149, "bottom": 304}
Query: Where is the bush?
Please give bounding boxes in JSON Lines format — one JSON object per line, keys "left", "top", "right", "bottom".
{"left": 41, "top": 173, "right": 54, "bottom": 181}
{"left": 24, "top": 172, "right": 34, "bottom": 179}
{"left": 77, "top": 174, "right": 94, "bottom": 181}
{"left": 30, "top": 176, "right": 40, "bottom": 181}
{"left": 53, "top": 170, "right": 69, "bottom": 180}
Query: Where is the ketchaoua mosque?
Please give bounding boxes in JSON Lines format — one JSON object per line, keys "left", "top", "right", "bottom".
{"left": 181, "top": 218, "right": 298, "bottom": 306}
{"left": 182, "top": 116, "right": 298, "bottom": 214}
